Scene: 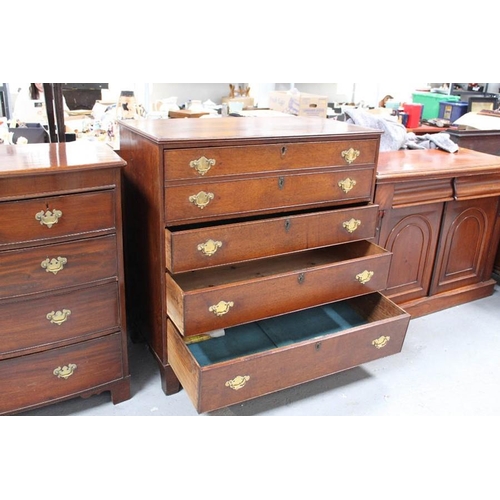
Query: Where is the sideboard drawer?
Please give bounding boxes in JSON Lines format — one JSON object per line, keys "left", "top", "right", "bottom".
{"left": 0, "top": 282, "right": 120, "bottom": 357}
{"left": 0, "top": 333, "right": 124, "bottom": 415}
{"left": 0, "top": 235, "right": 117, "bottom": 299}
{"left": 164, "top": 139, "right": 379, "bottom": 181}
{"left": 167, "top": 293, "right": 410, "bottom": 413}
{"left": 165, "top": 167, "right": 375, "bottom": 225}
{"left": 0, "top": 190, "right": 116, "bottom": 248}
{"left": 166, "top": 204, "right": 379, "bottom": 273}
{"left": 167, "top": 241, "right": 392, "bottom": 336}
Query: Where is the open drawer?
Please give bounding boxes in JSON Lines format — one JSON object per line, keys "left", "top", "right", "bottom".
{"left": 167, "top": 292, "right": 410, "bottom": 413}
{"left": 167, "top": 240, "right": 392, "bottom": 336}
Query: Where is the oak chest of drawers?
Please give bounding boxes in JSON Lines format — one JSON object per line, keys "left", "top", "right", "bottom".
{"left": 0, "top": 142, "right": 130, "bottom": 415}
{"left": 119, "top": 116, "right": 410, "bottom": 413}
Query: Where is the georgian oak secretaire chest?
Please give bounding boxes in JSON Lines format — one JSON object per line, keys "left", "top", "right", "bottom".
{"left": 119, "top": 116, "right": 410, "bottom": 413}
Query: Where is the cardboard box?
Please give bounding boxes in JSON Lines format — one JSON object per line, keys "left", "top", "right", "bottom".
{"left": 268, "top": 91, "right": 328, "bottom": 117}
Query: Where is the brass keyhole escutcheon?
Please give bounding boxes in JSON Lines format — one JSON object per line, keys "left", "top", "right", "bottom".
{"left": 284, "top": 219, "right": 291, "bottom": 232}
{"left": 341, "top": 148, "right": 360, "bottom": 164}
{"left": 338, "top": 177, "right": 357, "bottom": 194}
{"left": 278, "top": 176, "right": 285, "bottom": 190}
{"left": 189, "top": 156, "right": 216, "bottom": 176}
{"left": 189, "top": 191, "right": 214, "bottom": 209}
{"left": 315, "top": 342, "right": 322, "bottom": 351}
{"left": 297, "top": 273, "right": 305, "bottom": 284}
{"left": 281, "top": 146, "right": 287, "bottom": 156}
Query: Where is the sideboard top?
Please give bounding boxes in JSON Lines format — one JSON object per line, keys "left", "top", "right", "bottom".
{"left": 0, "top": 141, "right": 126, "bottom": 177}
{"left": 119, "top": 116, "right": 383, "bottom": 147}
{"left": 377, "top": 147, "right": 500, "bottom": 182}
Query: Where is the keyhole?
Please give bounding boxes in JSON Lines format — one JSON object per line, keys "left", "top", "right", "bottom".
{"left": 298, "top": 273, "right": 305, "bottom": 284}
{"left": 315, "top": 342, "right": 322, "bottom": 351}
{"left": 284, "top": 219, "right": 291, "bottom": 232}
{"left": 278, "top": 177, "right": 285, "bottom": 190}
{"left": 281, "top": 146, "right": 287, "bottom": 156}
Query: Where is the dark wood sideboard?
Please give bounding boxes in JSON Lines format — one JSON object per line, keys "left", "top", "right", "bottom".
{"left": 374, "top": 147, "right": 500, "bottom": 318}
{"left": 119, "top": 116, "right": 410, "bottom": 413}
{"left": 0, "top": 142, "right": 130, "bottom": 415}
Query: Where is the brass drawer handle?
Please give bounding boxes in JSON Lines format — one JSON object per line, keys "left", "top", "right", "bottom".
{"left": 190, "top": 156, "right": 216, "bottom": 176}
{"left": 341, "top": 148, "right": 360, "bottom": 164}
{"left": 343, "top": 218, "right": 361, "bottom": 233}
{"left": 372, "top": 336, "right": 390, "bottom": 349}
{"left": 225, "top": 375, "right": 250, "bottom": 391}
{"left": 356, "top": 270, "right": 374, "bottom": 284}
{"left": 46, "top": 309, "right": 72, "bottom": 325}
{"left": 41, "top": 256, "right": 68, "bottom": 274}
{"left": 197, "top": 239, "right": 222, "bottom": 257}
{"left": 53, "top": 363, "right": 77, "bottom": 379}
{"left": 208, "top": 300, "right": 234, "bottom": 317}
{"left": 35, "top": 209, "right": 63, "bottom": 228}
{"left": 189, "top": 191, "right": 214, "bottom": 209}
{"left": 338, "top": 177, "right": 357, "bottom": 194}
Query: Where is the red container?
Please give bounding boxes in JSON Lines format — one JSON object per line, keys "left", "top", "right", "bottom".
{"left": 403, "top": 103, "right": 423, "bottom": 128}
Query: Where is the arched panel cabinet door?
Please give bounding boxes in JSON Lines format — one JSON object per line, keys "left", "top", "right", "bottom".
{"left": 431, "top": 197, "right": 499, "bottom": 295}
{"left": 378, "top": 203, "right": 443, "bottom": 303}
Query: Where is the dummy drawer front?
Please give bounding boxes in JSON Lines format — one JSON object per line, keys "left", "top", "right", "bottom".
{"left": 166, "top": 204, "right": 379, "bottom": 273}
{"left": 165, "top": 167, "right": 375, "bottom": 225}
{"left": 164, "top": 139, "right": 379, "bottom": 181}
{"left": 0, "top": 190, "right": 116, "bottom": 248}
{"left": 167, "top": 293, "right": 410, "bottom": 413}
{"left": 0, "top": 235, "right": 117, "bottom": 299}
{"left": 166, "top": 240, "right": 392, "bottom": 336}
{"left": 0, "top": 333, "right": 124, "bottom": 415}
{"left": 0, "top": 282, "right": 120, "bottom": 357}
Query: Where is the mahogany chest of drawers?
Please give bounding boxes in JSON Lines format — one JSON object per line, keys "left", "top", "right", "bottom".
{"left": 119, "top": 116, "right": 410, "bottom": 413}
{"left": 0, "top": 142, "right": 130, "bottom": 415}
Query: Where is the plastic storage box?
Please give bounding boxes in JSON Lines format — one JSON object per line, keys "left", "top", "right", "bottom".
{"left": 438, "top": 101, "right": 469, "bottom": 122}
{"left": 412, "top": 92, "right": 460, "bottom": 120}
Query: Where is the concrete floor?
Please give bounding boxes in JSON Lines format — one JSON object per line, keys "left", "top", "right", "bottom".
{"left": 20, "top": 283, "right": 500, "bottom": 416}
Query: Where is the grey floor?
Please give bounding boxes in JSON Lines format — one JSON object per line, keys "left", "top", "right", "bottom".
{"left": 20, "top": 283, "right": 500, "bottom": 417}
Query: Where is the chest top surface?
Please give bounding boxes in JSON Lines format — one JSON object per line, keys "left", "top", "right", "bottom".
{"left": 119, "top": 116, "right": 382, "bottom": 147}
{"left": 377, "top": 147, "right": 500, "bottom": 183}
{"left": 0, "top": 142, "right": 126, "bottom": 178}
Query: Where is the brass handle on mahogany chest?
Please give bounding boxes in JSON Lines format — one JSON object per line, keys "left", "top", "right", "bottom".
{"left": 341, "top": 148, "right": 360, "bottom": 164}
{"left": 53, "top": 363, "right": 77, "bottom": 379}
{"left": 46, "top": 309, "right": 72, "bottom": 325}
{"left": 190, "top": 156, "right": 216, "bottom": 176}
{"left": 356, "top": 270, "right": 374, "bottom": 284}
{"left": 209, "top": 300, "right": 234, "bottom": 316}
{"left": 343, "top": 218, "right": 361, "bottom": 233}
{"left": 338, "top": 177, "right": 357, "bottom": 194}
{"left": 197, "top": 239, "right": 222, "bottom": 257}
{"left": 225, "top": 375, "right": 250, "bottom": 391}
{"left": 41, "top": 256, "right": 68, "bottom": 274}
{"left": 189, "top": 191, "right": 214, "bottom": 209}
{"left": 35, "top": 209, "right": 63, "bottom": 228}
{"left": 372, "top": 336, "right": 390, "bottom": 349}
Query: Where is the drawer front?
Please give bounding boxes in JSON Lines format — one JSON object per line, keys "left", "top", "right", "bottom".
{"left": 166, "top": 204, "right": 379, "bottom": 273}
{"left": 0, "top": 333, "right": 124, "bottom": 415}
{"left": 167, "top": 241, "right": 392, "bottom": 336}
{"left": 0, "top": 235, "right": 118, "bottom": 299}
{"left": 0, "top": 282, "right": 120, "bottom": 357}
{"left": 0, "top": 190, "right": 116, "bottom": 248}
{"left": 165, "top": 167, "right": 375, "bottom": 225}
{"left": 164, "top": 139, "right": 379, "bottom": 181}
{"left": 167, "top": 294, "right": 410, "bottom": 413}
